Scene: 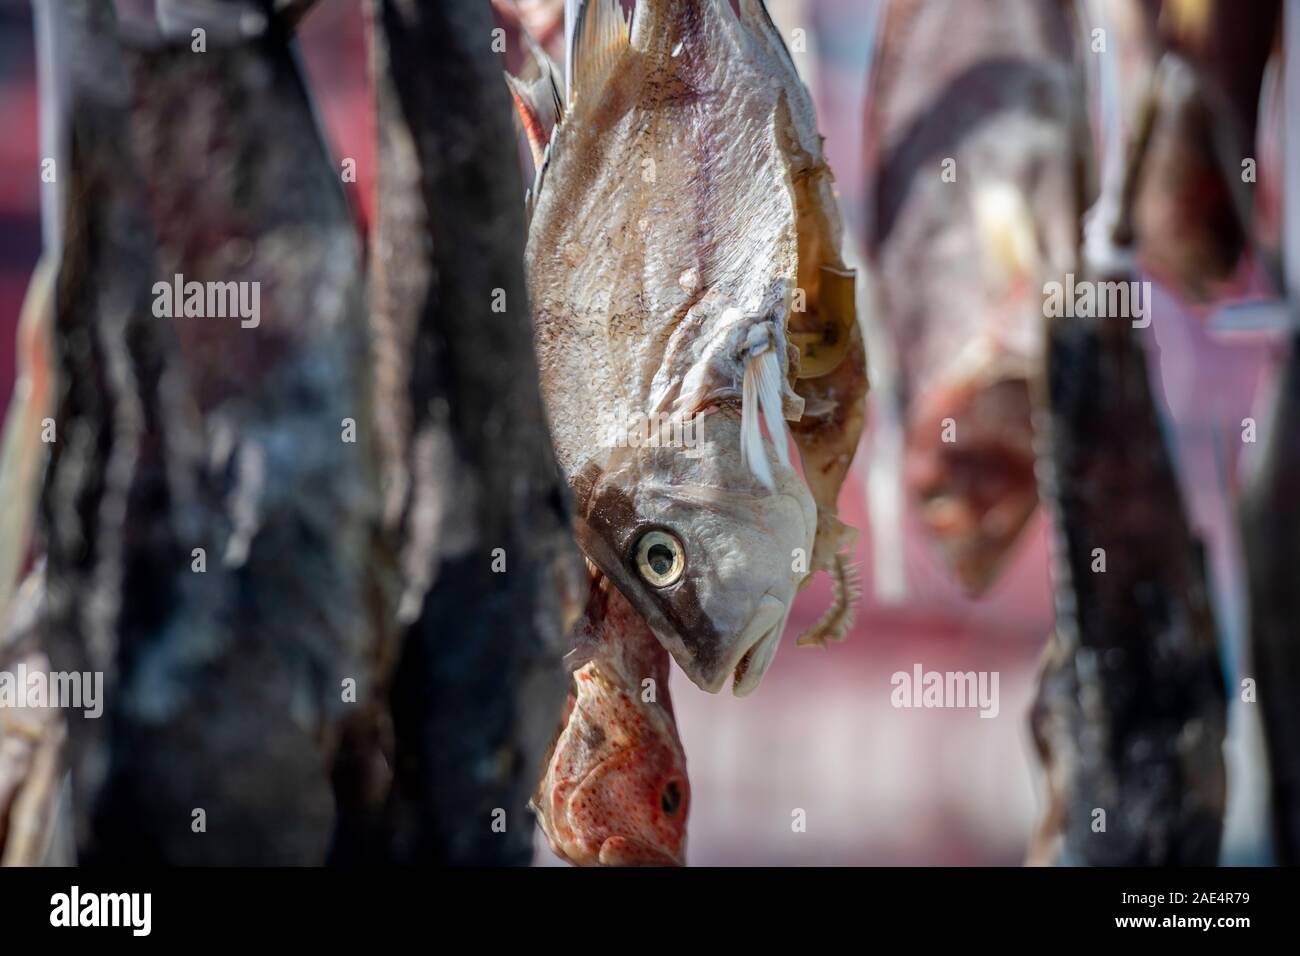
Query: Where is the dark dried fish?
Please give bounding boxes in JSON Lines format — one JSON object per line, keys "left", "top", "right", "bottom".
{"left": 1240, "top": 327, "right": 1300, "bottom": 865}
{"left": 41, "top": 0, "right": 380, "bottom": 864}
{"left": 1101, "top": 0, "right": 1283, "bottom": 300}
{"left": 368, "top": 0, "right": 584, "bottom": 865}
{"left": 1030, "top": 193, "right": 1227, "bottom": 864}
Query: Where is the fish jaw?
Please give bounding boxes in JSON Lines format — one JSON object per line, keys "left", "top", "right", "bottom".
{"left": 597, "top": 836, "right": 680, "bottom": 866}
{"left": 905, "top": 376, "right": 1039, "bottom": 595}
{"left": 535, "top": 654, "right": 688, "bottom": 867}
{"left": 728, "top": 593, "right": 788, "bottom": 697}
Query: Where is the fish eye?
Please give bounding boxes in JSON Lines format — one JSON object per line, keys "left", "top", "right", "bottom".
{"left": 635, "top": 530, "right": 685, "bottom": 588}
{"left": 661, "top": 780, "right": 683, "bottom": 816}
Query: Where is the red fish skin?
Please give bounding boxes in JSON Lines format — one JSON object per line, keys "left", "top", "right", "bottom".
{"left": 534, "top": 579, "right": 689, "bottom": 867}
{"left": 904, "top": 376, "right": 1039, "bottom": 594}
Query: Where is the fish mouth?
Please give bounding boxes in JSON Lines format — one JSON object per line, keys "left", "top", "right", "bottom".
{"left": 597, "top": 836, "right": 684, "bottom": 867}
{"left": 919, "top": 484, "right": 1038, "bottom": 595}
{"left": 728, "top": 594, "right": 788, "bottom": 698}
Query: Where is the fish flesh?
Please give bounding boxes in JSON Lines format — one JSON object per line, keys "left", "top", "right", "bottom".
{"left": 1096, "top": 0, "right": 1282, "bottom": 301}
{"left": 864, "top": 0, "right": 1081, "bottom": 593}
{"left": 534, "top": 573, "right": 689, "bottom": 866}
{"left": 513, "top": 0, "right": 868, "bottom": 696}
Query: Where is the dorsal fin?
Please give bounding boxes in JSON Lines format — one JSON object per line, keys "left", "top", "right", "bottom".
{"left": 567, "top": 0, "right": 631, "bottom": 113}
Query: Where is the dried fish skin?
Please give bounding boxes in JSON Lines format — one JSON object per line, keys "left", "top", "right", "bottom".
{"left": 534, "top": 577, "right": 688, "bottom": 867}
{"left": 1240, "top": 330, "right": 1300, "bottom": 865}
{"left": 1029, "top": 283, "right": 1227, "bottom": 867}
{"left": 369, "top": 0, "right": 583, "bottom": 865}
{"left": 523, "top": 0, "right": 861, "bottom": 693}
{"left": 41, "top": 3, "right": 380, "bottom": 864}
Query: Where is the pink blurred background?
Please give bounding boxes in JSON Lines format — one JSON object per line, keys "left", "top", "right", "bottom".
{"left": 0, "top": 0, "right": 1279, "bottom": 864}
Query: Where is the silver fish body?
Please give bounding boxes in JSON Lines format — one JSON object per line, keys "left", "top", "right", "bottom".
{"left": 519, "top": 0, "right": 866, "bottom": 694}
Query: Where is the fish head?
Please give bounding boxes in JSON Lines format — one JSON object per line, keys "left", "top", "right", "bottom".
{"left": 536, "top": 665, "right": 689, "bottom": 866}
{"left": 905, "top": 374, "right": 1038, "bottom": 594}
{"left": 534, "top": 581, "right": 690, "bottom": 866}
{"left": 573, "top": 410, "right": 817, "bottom": 695}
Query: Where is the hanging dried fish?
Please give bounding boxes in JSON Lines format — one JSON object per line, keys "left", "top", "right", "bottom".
{"left": 41, "top": 0, "right": 381, "bottom": 864}
{"left": 369, "top": 0, "right": 585, "bottom": 865}
{"left": 1240, "top": 328, "right": 1300, "bottom": 865}
{"left": 864, "top": 0, "right": 1082, "bottom": 594}
{"left": 511, "top": 0, "right": 867, "bottom": 698}
{"left": 1028, "top": 82, "right": 1227, "bottom": 862}
{"left": 1097, "top": 0, "right": 1283, "bottom": 301}
{"left": 533, "top": 574, "right": 689, "bottom": 866}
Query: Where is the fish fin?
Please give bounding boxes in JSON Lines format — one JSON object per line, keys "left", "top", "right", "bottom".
{"left": 564, "top": 0, "right": 579, "bottom": 90}
{"left": 567, "top": 0, "right": 630, "bottom": 113}
{"left": 505, "top": 31, "right": 565, "bottom": 170}
{"left": 737, "top": 0, "right": 793, "bottom": 61}
{"left": 808, "top": 508, "right": 859, "bottom": 578}
{"left": 740, "top": 345, "right": 788, "bottom": 491}
{"left": 525, "top": 139, "right": 554, "bottom": 227}
{"left": 754, "top": 343, "right": 790, "bottom": 471}
{"left": 796, "top": 554, "right": 861, "bottom": 647}
{"left": 505, "top": 73, "right": 549, "bottom": 170}
{"left": 789, "top": 321, "right": 868, "bottom": 548}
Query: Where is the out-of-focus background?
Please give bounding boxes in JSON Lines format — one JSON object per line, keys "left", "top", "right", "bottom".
{"left": 0, "top": 0, "right": 1279, "bottom": 865}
